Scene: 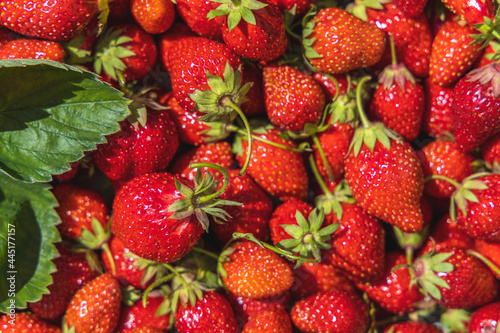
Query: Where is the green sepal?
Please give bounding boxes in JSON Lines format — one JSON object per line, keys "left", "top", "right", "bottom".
{"left": 348, "top": 122, "right": 401, "bottom": 157}
{"left": 440, "top": 309, "right": 470, "bottom": 333}
{"left": 393, "top": 224, "right": 429, "bottom": 251}
{"left": 302, "top": 18, "right": 322, "bottom": 60}
{"left": 78, "top": 217, "right": 111, "bottom": 250}
{"left": 315, "top": 180, "right": 355, "bottom": 220}
{"left": 94, "top": 28, "right": 136, "bottom": 81}
{"left": 470, "top": 7, "right": 500, "bottom": 48}
{"left": 207, "top": 0, "right": 267, "bottom": 31}
{"left": 379, "top": 63, "right": 416, "bottom": 91}
{"left": 62, "top": 321, "right": 77, "bottom": 333}
{"left": 414, "top": 251, "right": 455, "bottom": 301}
{"left": 64, "top": 34, "right": 93, "bottom": 65}
{"left": 450, "top": 173, "right": 490, "bottom": 221}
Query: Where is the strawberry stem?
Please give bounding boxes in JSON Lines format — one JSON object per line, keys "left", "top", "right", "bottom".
{"left": 423, "top": 174, "right": 461, "bottom": 189}
{"left": 312, "top": 134, "right": 334, "bottom": 182}
{"left": 189, "top": 162, "right": 231, "bottom": 204}
{"left": 356, "top": 76, "right": 372, "bottom": 129}
{"left": 231, "top": 126, "right": 312, "bottom": 153}
{"left": 101, "top": 242, "right": 116, "bottom": 276}
{"left": 406, "top": 247, "right": 416, "bottom": 281}
{"left": 190, "top": 247, "right": 220, "bottom": 260}
{"left": 142, "top": 272, "right": 177, "bottom": 307}
{"left": 467, "top": 249, "right": 500, "bottom": 277}
{"left": 223, "top": 99, "right": 252, "bottom": 176}
{"left": 389, "top": 34, "right": 397, "bottom": 66}
{"left": 309, "top": 154, "right": 335, "bottom": 197}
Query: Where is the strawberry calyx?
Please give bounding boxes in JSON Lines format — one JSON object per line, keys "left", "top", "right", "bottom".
{"left": 302, "top": 9, "right": 321, "bottom": 62}
{"left": 380, "top": 34, "right": 416, "bottom": 91}
{"left": 123, "top": 251, "right": 172, "bottom": 287}
{"left": 440, "top": 309, "right": 471, "bottom": 333}
{"left": 465, "top": 62, "right": 500, "bottom": 98}
{"left": 207, "top": 0, "right": 268, "bottom": 31}
{"left": 393, "top": 225, "right": 430, "bottom": 252}
{"left": 64, "top": 35, "right": 93, "bottom": 65}
{"left": 278, "top": 208, "right": 340, "bottom": 265}
{"left": 470, "top": 6, "right": 500, "bottom": 47}
{"left": 166, "top": 163, "right": 242, "bottom": 232}
{"left": 412, "top": 251, "right": 454, "bottom": 300}
{"left": 94, "top": 28, "right": 136, "bottom": 81}
{"left": 347, "top": 0, "right": 390, "bottom": 21}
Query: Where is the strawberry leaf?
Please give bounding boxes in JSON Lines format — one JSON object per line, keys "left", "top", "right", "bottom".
{"left": 0, "top": 59, "right": 130, "bottom": 183}
{"left": 0, "top": 174, "right": 60, "bottom": 312}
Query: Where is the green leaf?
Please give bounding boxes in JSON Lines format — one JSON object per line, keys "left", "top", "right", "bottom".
{"left": 0, "top": 59, "right": 130, "bottom": 183}
{"left": 0, "top": 174, "right": 60, "bottom": 312}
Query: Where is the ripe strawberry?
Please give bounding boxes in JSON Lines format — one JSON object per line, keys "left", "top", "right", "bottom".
{"left": 274, "top": 0, "right": 315, "bottom": 16}
{"left": 291, "top": 290, "right": 370, "bottom": 333}
{"left": 241, "top": 308, "right": 292, "bottom": 333}
{"left": 0, "top": 312, "right": 62, "bottom": 333}
{"left": 481, "top": 132, "right": 500, "bottom": 168}
{"left": 356, "top": 251, "right": 423, "bottom": 315}
{"left": 29, "top": 244, "right": 99, "bottom": 320}
{"left": 393, "top": 0, "right": 427, "bottom": 17}
{"left": 368, "top": 62, "right": 424, "bottom": 141}
{"left": 469, "top": 301, "right": 500, "bottom": 333}
{"left": 269, "top": 200, "right": 313, "bottom": 245}
{"left": 64, "top": 273, "right": 122, "bottom": 333}
{"left": 419, "top": 214, "right": 475, "bottom": 255}
{"left": 115, "top": 296, "right": 169, "bottom": 333}
{"left": 220, "top": 240, "right": 293, "bottom": 299}
{"left": 0, "top": 39, "right": 65, "bottom": 61}
{"left": 313, "top": 73, "right": 353, "bottom": 103}
{"left": 158, "top": 22, "right": 197, "bottom": 72}
{"left": 208, "top": 0, "right": 287, "bottom": 63}
{"left": 429, "top": 19, "right": 483, "bottom": 87}
{"left": 169, "top": 141, "right": 233, "bottom": 182}
{"left": 131, "top": 0, "right": 175, "bottom": 34}
{"left": 0, "top": 0, "right": 102, "bottom": 41}
{"left": 212, "top": 169, "right": 273, "bottom": 243}
{"left": 422, "top": 76, "right": 454, "bottom": 138}
{"left": 176, "top": 0, "right": 224, "bottom": 40}
{"left": 263, "top": 63, "right": 325, "bottom": 131}
{"left": 441, "top": 0, "right": 495, "bottom": 26}
{"left": 475, "top": 239, "right": 500, "bottom": 279}
{"left": 240, "top": 62, "right": 265, "bottom": 117}
{"left": 418, "top": 139, "right": 475, "bottom": 198}
{"left": 234, "top": 128, "right": 309, "bottom": 201}
{"left": 92, "top": 108, "right": 179, "bottom": 190}
{"left": 175, "top": 291, "right": 238, "bottom": 333}
{"left": 452, "top": 62, "right": 500, "bottom": 152}
{"left": 303, "top": 7, "right": 385, "bottom": 74}
{"left": 383, "top": 321, "right": 443, "bottom": 333}
{"left": 52, "top": 183, "right": 109, "bottom": 242}
{"left": 94, "top": 24, "right": 157, "bottom": 82}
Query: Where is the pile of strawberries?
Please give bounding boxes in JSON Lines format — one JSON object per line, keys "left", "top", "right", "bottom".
{"left": 2, "top": 0, "right": 500, "bottom": 331}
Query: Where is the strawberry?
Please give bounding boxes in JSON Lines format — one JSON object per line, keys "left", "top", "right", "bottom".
{"left": 269, "top": 200, "right": 313, "bottom": 245}
{"left": 313, "top": 73, "right": 353, "bottom": 103}
{"left": 0, "top": 312, "right": 62, "bottom": 333}
{"left": 469, "top": 301, "right": 500, "bottom": 333}
{"left": 474, "top": 239, "right": 500, "bottom": 279}
{"left": 64, "top": 273, "right": 122, "bottom": 333}
{"left": 29, "top": 244, "right": 99, "bottom": 320}
{"left": 169, "top": 141, "right": 234, "bottom": 182}
{"left": 368, "top": 56, "right": 424, "bottom": 141}
{"left": 53, "top": 161, "right": 80, "bottom": 183}
{"left": 440, "top": 0, "right": 495, "bottom": 26}
{"left": 92, "top": 108, "right": 179, "bottom": 190}
{"left": 422, "top": 76, "right": 455, "bottom": 138}
{"left": 263, "top": 63, "right": 325, "bottom": 132}
{"left": 383, "top": 321, "right": 443, "bottom": 333}
{"left": 233, "top": 127, "right": 309, "bottom": 201}
{"left": 115, "top": 295, "right": 169, "bottom": 333}
{"left": 93, "top": 24, "right": 157, "bottom": 82}
{"left": 419, "top": 214, "right": 475, "bottom": 255}
{"left": 393, "top": 0, "right": 427, "bottom": 17}
{"left": 175, "top": 291, "right": 238, "bottom": 333}
{"left": 0, "top": 25, "right": 14, "bottom": 48}
{"left": 240, "top": 62, "right": 265, "bottom": 117}
{"left": 452, "top": 62, "right": 500, "bottom": 153}
{"left": 52, "top": 183, "right": 109, "bottom": 242}
{"left": 356, "top": 251, "right": 424, "bottom": 315}
{"left": 0, "top": 39, "right": 65, "bottom": 61}
{"left": 208, "top": 0, "right": 287, "bottom": 63}
{"left": 481, "top": 132, "right": 500, "bottom": 168}
{"left": 220, "top": 240, "right": 293, "bottom": 299}
{"left": 274, "top": 0, "right": 315, "bottom": 16}
{"left": 158, "top": 22, "right": 197, "bottom": 72}
{"left": 176, "top": 0, "right": 224, "bottom": 40}
{"left": 211, "top": 169, "right": 273, "bottom": 243}
{"left": 291, "top": 290, "right": 370, "bottom": 333}
{"left": 112, "top": 168, "right": 239, "bottom": 263}
{"left": 303, "top": 7, "right": 386, "bottom": 74}
{"left": 130, "top": 0, "right": 175, "bottom": 34}
{"left": 0, "top": 0, "right": 103, "bottom": 41}
{"left": 418, "top": 139, "right": 475, "bottom": 198}
{"left": 429, "top": 19, "right": 483, "bottom": 87}
{"left": 241, "top": 308, "right": 292, "bottom": 333}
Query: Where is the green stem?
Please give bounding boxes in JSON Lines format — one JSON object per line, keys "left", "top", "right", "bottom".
{"left": 389, "top": 34, "right": 397, "bottom": 66}
{"left": 224, "top": 99, "right": 252, "bottom": 176}
{"left": 142, "top": 272, "right": 176, "bottom": 307}
{"left": 309, "top": 154, "right": 334, "bottom": 197}
{"left": 285, "top": 23, "right": 302, "bottom": 41}
{"left": 356, "top": 76, "right": 372, "bottom": 129}
{"left": 423, "top": 174, "right": 461, "bottom": 189}
{"left": 467, "top": 249, "right": 500, "bottom": 277}
{"left": 101, "top": 243, "right": 116, "bottom": 276}
{"left": 189, "top": 162, "right": 231, "bottom": 204}
{"left": 233, "top": 128, "right": 311, "bottom": 153}
{"left": 406, "top": 247, "right": 416, "bottom": 281}
{"left": 312, "top": 134, "right": 334, "bottom": 183}
{"left": 190, "top": 247, "right": 220, "bottom": 260}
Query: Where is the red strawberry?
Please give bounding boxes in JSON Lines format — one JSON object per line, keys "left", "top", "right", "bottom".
{"left": 429, "top": 19, "right": 483, "bottom": 87}
{"left": 175, "top": 0, "right": 224, "bottom": 40}
{"left": 303, "top": 7, "right": 386, "bottom": 74}
{"left": 469, "top": 301, "right": 500, "bottom": 333}
{"left": 226, "top": 290, "right": 291, "bottom": 325}
{"left": 393, "top": 0, "right": 427, "bottom": 17}
{"left": 169, "top": 141, "right": 234, "bottom": 182}
{"left": 220, "top": 240, "right": 293, "bottom": 299}
{"left": 418, "top": 139, "right": 475, "bottom": 198}
{"left": 131, "top": 0, "right": 175, "bottom": 34}
{"left": 475, "top": 239, "right": 500, "bottom": 279}
{"left": 93, "top": 108, "right": 179, "bottom": 190}
{"left": 234, "top": 128, "right": 309, "bottom": 201}
{"left": 313, "top": 73, "right": 353, "bottom": 103}
{"left": 0, "top": 312, "right": 62, "bottom": 333}
{"left": 240, "top": 62, "right": 265, "bottom": 117}
{"left": 481, "top": 132, "right": 500, "bottom": 168}
{"left": 0, "top": 0, "right": 102, "bottom": 41}
{"left": 64, "top": 273, "right": 122, "bottom": 333}
{"left": 53, "top": 161, "right": 80, "bottom": 183}
{"left": 158, "top": 22, "right": 197, "bottom": 72}
{"left": 208, "top": 0, "right": 287, "bottom": 63}
{"left": 175, "top": 291, "right": 238, "bottom": 333}
{"left": 422, "top": 76, "right": 455, "bottom": 138}
{"left": 291, "top": 290, "right": 370, "bottom": 333}
{"left": 274, "top": 0, "right": 315, "bottom": 16}
{"left": 441, "top": 0, "right": 495, "bottom": 26}
{"left": 452, "top": 62, "right": 500, "bottom": 152}
{"left": 94, "top": 24, "right": 157, "bottom": 82}
{"left": 0, "top": 39, "right": 65, "bottom": 61}
{"left": 212, "top": 169, "right": 273, "bottom": 243}
{"left": 29, "top": 244, "right": 99, "bottom": 320}
{"left": 356, "top": 251, "right": 423, "bottom": 315}
{"left": 263, "top": 63, "right": 325, "bottom": 132}
{"left": 115, "top": 296, "right": 169, "bottom": 333}
{"left": 419, "top": 214, "right": 475, "bottom": 255}
{"left": 241, "top": 308, "right": 292, "bottom": 333}
{"left": 52, "top": 183, "right": 109, "bottom": 242}
{"left": 383, "top": 321, "right": 443, "bottom": 333}
{"left": 269, "top": 200, "right": 313, "bottom": 245}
